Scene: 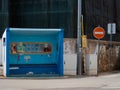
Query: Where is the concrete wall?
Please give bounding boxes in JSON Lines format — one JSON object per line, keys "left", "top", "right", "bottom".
{"left": 0, "top": 39, "right": 2, "bottom": 65}
{"left": 87, "top": 40, "right": 120, "bottom": 72}
{"left": 64, "top": 38, "right": 120, "bottom": 75}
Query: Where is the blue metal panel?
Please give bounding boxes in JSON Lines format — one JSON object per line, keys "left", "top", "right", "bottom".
{"left": 6, "top": 28, "right": 10, "bottom": 76}
{"left": 9, "top": 64, "right": 58, "bottom": 75}
{"left": 58, "top": 29, "right": 64, "bottom": 76}
{"left": 5, "top": 28, "right": 64, "bottom": 76}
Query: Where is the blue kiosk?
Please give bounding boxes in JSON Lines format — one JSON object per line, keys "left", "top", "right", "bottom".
{"left": 2, "top": 28, "right": 64, "bottom": 77}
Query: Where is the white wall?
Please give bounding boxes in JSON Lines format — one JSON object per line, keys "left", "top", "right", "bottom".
{"left": 86, "top": 54, "right": 98, "bottom": 76}
{"left": 0, "top": 39, "right": 2, "bottom": 65}
{"left": 2, "top": 30, "right": 7, "bottom": 76}
{"left": 64, "top": 54, "right": 77, "bottom": 75}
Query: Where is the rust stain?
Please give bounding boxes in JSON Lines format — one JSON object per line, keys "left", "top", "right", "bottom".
{"left": 64, "top": 38, "right": 76, "bottom": 54}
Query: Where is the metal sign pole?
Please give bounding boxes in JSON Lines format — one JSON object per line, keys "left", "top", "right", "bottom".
{"left": 77, "top": 0, "right": 82, "bottom": 75}
{"left": 108, "top": 23, "right": 116, "bottom": 71}
{"left": 97, "top": 39, "right": 100, "bottom": 76}
{"left": 93, "top": 26, "right": 105, "bottom": 76}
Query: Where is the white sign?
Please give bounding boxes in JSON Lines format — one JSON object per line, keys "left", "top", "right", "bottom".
{"left": 94, "top": 32, "right": 104, "bottom": 34}
{"left": 107, "top": 23, "right": 116, "bottom": 34}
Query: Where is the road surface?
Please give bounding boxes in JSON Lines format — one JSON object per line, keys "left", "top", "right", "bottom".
{"left": 0, "top": 73, "right": 120, "bottom": 90}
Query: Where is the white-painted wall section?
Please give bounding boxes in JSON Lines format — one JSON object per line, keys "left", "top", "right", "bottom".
{"left": 2, "top": 30, "right": 7, "bottom": 76}
{"left": 64, "top": 39, "right": 77, "bottom": 75}
{"left": 86, "top": 54, "right": 97, "bottom": 75}
{"left": 0, "top": 39, "right": 2, "bottom": 65}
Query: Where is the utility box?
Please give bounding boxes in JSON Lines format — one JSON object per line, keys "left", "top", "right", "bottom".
{"left": 64, "top": 39, "right": 77, "bottom": 76}
{"left": 86, "top": 54, "right": 98, "bottom": 76}
{"left": 64, "top": 54, "right": 77, "bottom": 75}
{"left": 2, "top": 28, "right": 64, "bottom": 77}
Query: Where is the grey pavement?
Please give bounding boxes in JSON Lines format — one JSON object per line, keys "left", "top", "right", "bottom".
{"left": 0, "top": 88, "right": 119, "bottom": 90}
{"left": 0, "top": 73, "right": 120, "bottom": 90}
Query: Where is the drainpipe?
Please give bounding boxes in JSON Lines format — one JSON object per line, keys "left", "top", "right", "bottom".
{"left": 77, "top": 0, "right": 82, "bottom": 75}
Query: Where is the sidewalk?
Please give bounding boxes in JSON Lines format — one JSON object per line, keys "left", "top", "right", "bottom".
{"left": 0, "top": 73, "right": 120, "bottom": 90}
{"left": 0, "top": 64, "right": 120, "bottom": 90}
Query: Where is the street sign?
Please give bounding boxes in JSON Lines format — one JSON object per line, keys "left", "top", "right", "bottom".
{"left": 108, "top": 23, "right": 116, "bottom": 34}
{"left": 93, "top": 26, "right": 105, "bottom": 39}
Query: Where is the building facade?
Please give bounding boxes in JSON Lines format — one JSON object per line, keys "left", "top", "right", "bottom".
{"left": 0, "top": 0, "right": 77, "bottom": 38}
{"left": 0, "top": 0, "right": 120, "bottom": 40}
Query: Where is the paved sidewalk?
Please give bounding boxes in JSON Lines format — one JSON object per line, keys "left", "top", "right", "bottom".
{"left": 0, "top": 73, "right": 120, "bottom": 90}
{"left": 1, "top": 65, "right": 120, "bottom": 90}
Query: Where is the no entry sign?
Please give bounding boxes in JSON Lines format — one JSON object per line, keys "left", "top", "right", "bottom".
{"left": 93, "top": 26, "right": 105, "bottom": 39}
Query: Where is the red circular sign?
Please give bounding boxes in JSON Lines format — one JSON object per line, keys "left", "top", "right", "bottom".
{"left": 93, "top": 26, "right": 105, "bottom": 39}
